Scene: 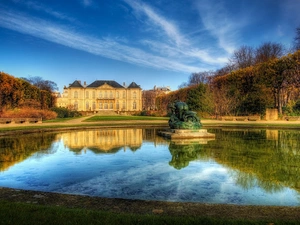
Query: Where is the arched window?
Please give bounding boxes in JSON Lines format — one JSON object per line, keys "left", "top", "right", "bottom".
{"left": 133, "top": 101, "right": 137, "bottom": 110}
{"left": 74, "top": 91, "right": 78, "bottom": 98}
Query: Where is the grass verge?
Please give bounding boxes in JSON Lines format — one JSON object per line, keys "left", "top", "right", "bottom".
{"left": 0, "top": 200, "right": 296, "bottom": 225}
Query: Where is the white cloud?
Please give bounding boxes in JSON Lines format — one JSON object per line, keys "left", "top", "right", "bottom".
{"left": 0, "top": 9, "right": 201, "bottom": 73}
{"left": 80, "top": 0, "right": 93, "bottom": 7}
{"left": 194, "top": 0, "right": 240, "bottom": 54}
{"left": 123, "top": 0, "right": 187, "bottom": 46}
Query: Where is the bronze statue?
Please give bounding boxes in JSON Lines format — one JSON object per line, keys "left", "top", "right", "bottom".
{"left": 168, "top": 101, "right": 202, "bottom": 129}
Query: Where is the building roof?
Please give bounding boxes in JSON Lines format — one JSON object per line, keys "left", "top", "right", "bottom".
{"left": 128, "top": 82, "right": 141, "bottom": 89}
{"left": 69, "top": 80, "right": 83, "bottom": 88}
{"left": 87, "top": 80, "right": 125, "bottom": 88}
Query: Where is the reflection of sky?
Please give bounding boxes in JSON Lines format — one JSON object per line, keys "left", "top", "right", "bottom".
{"left": 0, "top": 139, "right": 299, "bottom": 206}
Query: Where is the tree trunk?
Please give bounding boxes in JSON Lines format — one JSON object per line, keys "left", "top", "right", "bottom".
{"left": 278, "top": 88, "right": 282, "bottom": 115}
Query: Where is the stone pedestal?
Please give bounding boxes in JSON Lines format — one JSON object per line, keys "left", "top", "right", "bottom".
{"left": 158, "top": 129, "right": 215, "bottom": 140}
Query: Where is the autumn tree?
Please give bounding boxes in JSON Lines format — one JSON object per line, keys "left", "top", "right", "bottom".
{"left": 22, "top": 76, "right": 58, "bottom": 92}
{"left": 230, "top": 45, "right": 255, "bottom": 69}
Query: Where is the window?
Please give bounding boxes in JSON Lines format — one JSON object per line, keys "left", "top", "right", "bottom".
{"left": 123, "top": 91, "right": 126, "bottom": 98}
{"left": 104, "top": 103, "right": 108, "bottom": 109}
{"left": 93, "top": 91, "right": 95, "bottom": 98}
{"left": 122, "top": 101, "right": 126, "bottom": 110}
{"left": 74, "top": 91, "right": 78, "bottom": 98}
{"left": 104, "top": 91, "right": 108, "bottom": 98}
{"left": 133, "top": 101, "right": 137, "bottom": 110}
{"left": 110, "top": 103, "right": 113, "bottom": 109}
{"left": 86, "top": 91, "right": 89, "bottom": 99}
{"left": 99, "top": 103, "right": 103, "bottom": 109}
{"left": 86, "top": 101, "right": 89, "bottom": 110}
{"left": 116, "top": 101, "right": 119, "bottom": 109}
{"left": 110, "top": 91, "right": 113, "bottom": 98}
{"left": 92, "top": 102, "right": 96, "bottom": 110}
{"left": 133, "top": 91, "right": 137, "bottom": 99}
{"left": 116, "top": 91, "right": 119, "bottom": 98}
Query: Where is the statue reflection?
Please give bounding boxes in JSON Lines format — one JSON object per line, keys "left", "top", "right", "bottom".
{"left": 168, "top": 138, "right": 215, "bottom": 170}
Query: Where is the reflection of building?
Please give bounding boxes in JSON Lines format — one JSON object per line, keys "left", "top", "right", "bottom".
{"left": 142, "top": 85, "right": 171, "bottom": 110}
{"left": 56, "top": 80, "right": 142, "bottom": 113}
{"left": 57, "top": 129, "right": 143, "bottom": 152}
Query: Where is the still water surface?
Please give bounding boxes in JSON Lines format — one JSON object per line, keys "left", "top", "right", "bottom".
{"left": 0, "top": 128, "right": 299, "bottom": 206}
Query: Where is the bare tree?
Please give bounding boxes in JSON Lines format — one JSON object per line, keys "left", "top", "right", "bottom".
{"left": 294, "top": 26, "right": 300, "bottom": 51}
{"left": 21, "top": 76, "right": 58, "bottom": 92}
{"left": 255, "top": 42, "right": 285, "bottom": 64}
{"left": 231, "top": 45, "right": 255, "bottom": 69}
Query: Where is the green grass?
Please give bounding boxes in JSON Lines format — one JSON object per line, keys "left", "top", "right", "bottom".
{"left": 43, "top": 117, "right": 79, "bottom": 123}
{"left": 0, "top": 200, "right": 295, "bottom": 225}
{"left": 84, "top": 115, "right": 168, "bottom": 122}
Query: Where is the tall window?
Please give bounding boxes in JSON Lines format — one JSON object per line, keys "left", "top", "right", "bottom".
{"left": 116, "top": 91, "right": 119, "bottom": 98}
{"left": 116, "top": 101, "right": 119, "bottom": 110}
{"left": 123, "top": 91, "right": 126, "bottom": 98}
{"left": 104, "top": 91, "right": 108, "bottom": 98}
{"left": 133, "top": 101, "right": 137, "bottom": 110}
{"left": 99, "top": 103, "right": 103, "bottom": 109}
{"left": 133, "top": 91, "right": 137, "bottom": 99}
{"left": 86, "top": 101, "right": 89, "bottom": 110}
{"left": 86, "top": 91, "right": 89, "bottom": 99}
{"left": 109, "top": 103, "right": 113, "bottom": 109}
{"left": 74, "top": 91, "right": 78, "bottom": 98}
{"left": 104, "top": 103, "right": 108, "bottom": 109}
{"left": 122, "top": 101, "right": 126, "bottom": 110}
{"left": 110, "top": 91, "right": 113, "bottom": 98}
{"left": 99, "top": 92, "right": 102, "bottom": 98}
{"left": 93, "top": 102, "right": 96, "bottom": 110}
{"left": 93, "top": 91, "right": 95, "bottom": 99}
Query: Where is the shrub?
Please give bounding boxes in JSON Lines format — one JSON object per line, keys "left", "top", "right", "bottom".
{"left": 0, "top": 108, "right": 57, "bottom": 120}
{"left": 51, "top": 107, "right": 82, "bottom": 118}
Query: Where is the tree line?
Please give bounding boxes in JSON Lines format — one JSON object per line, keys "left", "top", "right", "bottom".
{"left": 157, "top": 42, "right": 300, "bottom": 117}
{"left": 0, "top": 72, "right": 57, "bottom": 117}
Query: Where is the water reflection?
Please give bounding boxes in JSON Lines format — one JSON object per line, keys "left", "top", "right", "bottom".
{"left": 0, "top": 128, "right": 299, "bottom": 205}
{"left": 0, "top": 133, "right": 57, "bottom": 171}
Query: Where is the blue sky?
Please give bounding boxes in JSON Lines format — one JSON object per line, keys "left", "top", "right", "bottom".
{"left": 0, "top": 0, "right": 299, "bottom": 92}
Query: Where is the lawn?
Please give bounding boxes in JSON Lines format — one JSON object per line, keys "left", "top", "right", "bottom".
{"left": 84, "top": 115, "right": 168, "bottom": 122}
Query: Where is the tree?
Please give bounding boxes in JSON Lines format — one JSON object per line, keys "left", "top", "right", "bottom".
{"left": 259, "top": 53, "right": 299, "bottom": 114}
{"left": 255, "top": 42, "right": 285, "bottom": 64}
{"left": 230, "top": 45, "right": 255, "bottom": 69}
{"left": 22, "top": 76, "right": 58, "bottom": 92}
{"left": 294, "top": 26, "right": 300, "bottom": 51}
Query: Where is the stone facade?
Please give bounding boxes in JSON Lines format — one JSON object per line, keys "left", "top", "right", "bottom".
{"left": 56, "top": 80, "right": 142, "bottom": 113}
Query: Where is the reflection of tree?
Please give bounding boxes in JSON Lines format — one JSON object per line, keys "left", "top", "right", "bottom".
{"left": 168, "top": 141, "right": 207, "bottom": 170}
{"left": 0, "top": 133, "right": 57, "bottom": 171}
{"left": 208, "top": 129, "right": 300, "bottom": 193}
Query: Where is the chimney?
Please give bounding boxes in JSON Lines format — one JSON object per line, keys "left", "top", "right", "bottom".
{"left": 84, "top": 81, "right": 86, "bottom": 87}
{"left": 123, "top": 82, "right": 126, "bottom": 87}
{"left": 78, "top": 80, "right": 81, "bottom": 84}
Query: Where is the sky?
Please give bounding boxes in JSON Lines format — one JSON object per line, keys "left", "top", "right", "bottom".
{"left": 0, "top": 0, "right": 299, "bottom": 92}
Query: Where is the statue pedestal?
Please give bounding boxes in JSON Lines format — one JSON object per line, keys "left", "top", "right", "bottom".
{"left": 158, "top": 129, "right": 215, "bottom": 140}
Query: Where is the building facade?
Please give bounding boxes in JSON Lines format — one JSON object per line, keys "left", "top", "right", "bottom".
{"left": 142, "top": 85, "right": 171, "bottom": 110}
{"left": 56, "top": 80, "right": 142, "bottom": 113}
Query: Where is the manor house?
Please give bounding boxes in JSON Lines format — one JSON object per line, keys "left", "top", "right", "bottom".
{"left": 56, "top": 80, "right": 142, "bottom": 113}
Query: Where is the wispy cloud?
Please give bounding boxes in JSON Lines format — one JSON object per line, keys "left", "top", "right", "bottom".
{"left": 79, "top": 0, "right": 94, "bottom": 7}
{"left": 0, "top": 9, "right": 201, "bottom": 73}
{"left": 194, "top": 0, "right": 240, "bottom": 54}
{"left": 123, "top": 0, "right": 187, "bottom": 46}
{"left": 10, "top": 0, "right": 76, "bottom": 22}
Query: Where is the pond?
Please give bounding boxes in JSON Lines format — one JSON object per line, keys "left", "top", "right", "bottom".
{"left": 0, "top": 128, "right": 299, "bottom": 206}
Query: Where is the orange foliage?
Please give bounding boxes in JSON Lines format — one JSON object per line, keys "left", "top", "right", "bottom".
{"left": 0, "top": 107, "right": 57, "bottom": 120}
